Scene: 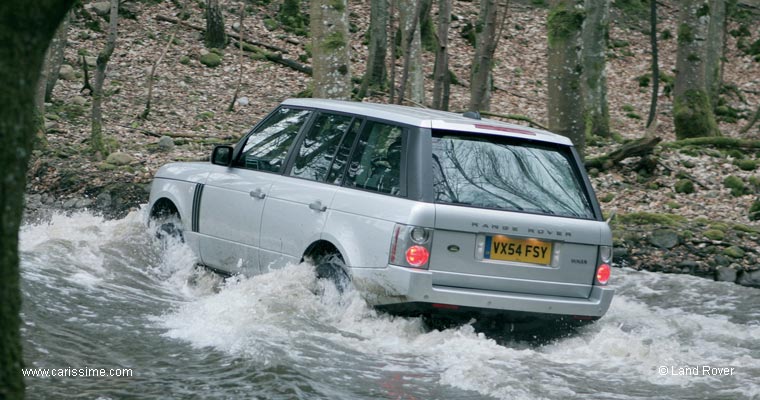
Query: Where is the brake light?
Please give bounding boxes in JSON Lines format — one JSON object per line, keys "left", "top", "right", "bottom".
{"left": 406, "top": 245, "right": 430, "bottom": 267}
{"left": 389, "top": 224, "right": 434, "bottom": 269}
{"left": 596, "top": 263, "right": 611, "bottom": 285}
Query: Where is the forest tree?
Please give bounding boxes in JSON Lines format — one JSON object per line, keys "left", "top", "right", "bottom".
{"left": 674, "top": 0, "right": 719, "bottom": 139}
{"left": 581, "top": 0, "right": 610, "bottom": 137}
{"left": 205, "top": 0, "right": 227, "bottom": 49}
{"left": 547, "top": 0, "right": 586, "bottom": 153}
{"left": 0, "top": 2, "right": 75, "bottom": 398}
{"left": 311, "top": 0, "right": 351, "bottom": 99}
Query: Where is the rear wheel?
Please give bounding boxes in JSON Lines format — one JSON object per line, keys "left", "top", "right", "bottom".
{"left": 313, "top": 253, "right": 350, "bottom": 293}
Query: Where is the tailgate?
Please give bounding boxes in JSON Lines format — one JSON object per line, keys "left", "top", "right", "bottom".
{"left": 430, "top": 204, "right": 604, "bottom": 298}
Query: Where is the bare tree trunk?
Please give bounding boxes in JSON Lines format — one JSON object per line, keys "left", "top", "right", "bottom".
{"left": 646, "top": 0, "right": 659, "bottom": 131}
{"left": 674, "top": 0, "right": 719, "bottom": 139}
{"left": 91, "top": 0, "right": 119, "bottom": 157}
{"left": 311, "top": 0, "right": 351, "bottom": 99}
{"left": 229, "top": 3, "right": 245, "bottom": 111}
{"left": 432, "top": 0, "right": 451, "bottom": 111}
{"left": 35, "top": 11, "right": 71, "bottom": 144}
{"left": 44, "top": 12, "right": 70, "bottom": 101}
{"left": 389, "top": 0, "right": 398, "bottom": 103}
{"left": 397, "top": 0, "right": 423, "bottom": 105}
{"left": 581, "top": 0, "right": 610, "bottom": 137}
{"left": 141, "top": 5, "right": 183, "bottom": 120}
{"left": 205, "top": 0, "right": 226, "bottom": 49}
{"left": 359, "top": 0, "right": 388, "bottom": 99}
{"left": 547, "top": 0, "right": 586, "bottom": 154}
{"left": 740, "top": 105, "right": 760, "bottom": 134}
{"left": 34, "top": 57, "right": 49, "bottom": 148}
{"left": 1, "top": 3, "right": 75, "bottom": 399}
{"left": 36, "top": 54, "right": 50, "bottom": 117}
{"left": 705, "top": 0, "right": 726, "bottom": 107}
{"left": 468, "top": 0, "right": 507, "bottom": 112}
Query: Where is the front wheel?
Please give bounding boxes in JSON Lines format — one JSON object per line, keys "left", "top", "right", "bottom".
{"left": 153, "top": 216, "right": 184, "bottom": 243}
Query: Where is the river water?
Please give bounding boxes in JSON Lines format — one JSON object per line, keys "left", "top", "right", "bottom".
{"left": 18, "top": 210, "right": 760, "bottom": 399}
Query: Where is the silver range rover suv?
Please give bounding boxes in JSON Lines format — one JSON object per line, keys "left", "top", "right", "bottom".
{"left": 148, "top": 99, "right": 614, "bottom": 324}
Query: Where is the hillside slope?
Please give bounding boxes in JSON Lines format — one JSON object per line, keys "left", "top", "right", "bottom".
{"left": 26, "top": 0, "right": 760, "bottom": 283}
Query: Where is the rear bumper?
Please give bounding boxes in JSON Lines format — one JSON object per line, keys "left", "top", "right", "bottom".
{"left": 351, "top": 264, "right": 614, "bottom": 318}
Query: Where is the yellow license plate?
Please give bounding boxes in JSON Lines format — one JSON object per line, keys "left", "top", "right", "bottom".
{"left": 484, "top": 235, "right": 552, "bottom": 265}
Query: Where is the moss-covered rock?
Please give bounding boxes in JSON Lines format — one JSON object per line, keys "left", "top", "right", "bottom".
{"left": 750, "top": 200, "right": 760, "bottom": 221}
{"left": 200, "top": 52, "right": 222, "bottom": 68}
{"left": 749, "top": 176, "right": 760, "bottom": 193}
{"left": 675, "top": 179, "right": 695, "bottom": 194}
{"left": 734, "top": 159, "right": 758, "bottom": 171}
{"left": 709, "top": 222, "right": 730, "bottom": 232}
{"left": 723, "top": 246, "right": 745, "bottom": 259}
{"left": 733, "top": 223, "right": 760, "bottom": 235}
{"left": 600, "top": 193, "right": 614, "bottom": 203}
{"left": 617, "top": 212, "right": 686, "bottom": 227}
{"left": 703, "top": 229, "right": 726, "bottom": 241}
{"left": 723, "top": 175, "right": 746, "bottom": 197}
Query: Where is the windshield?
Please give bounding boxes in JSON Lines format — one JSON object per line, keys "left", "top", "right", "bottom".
{"left": 431, "top": 132, "right": 595, "bottom": 219}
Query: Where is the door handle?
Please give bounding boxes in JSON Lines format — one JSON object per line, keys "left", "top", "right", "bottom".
{"left": 309, "top": 201, "right": 327, "bottom": 212}
{"left": 249, "top": 189, "right": 266, "bottom": 199}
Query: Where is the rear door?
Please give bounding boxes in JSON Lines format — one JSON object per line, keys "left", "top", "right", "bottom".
{"left": 259, "top": 112, "right": 362, "bottom": 270}
{"left": 428, "top": 131, "right": 602, "bottom": 298}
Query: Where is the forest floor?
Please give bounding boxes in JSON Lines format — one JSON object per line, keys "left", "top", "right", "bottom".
{"left": 24, "top": 0, "right": 760, "bottom": 287}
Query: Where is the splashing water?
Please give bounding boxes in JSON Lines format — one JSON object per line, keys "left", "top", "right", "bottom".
{"left": 19, "top": 210, "right": 760, "bottom": 399}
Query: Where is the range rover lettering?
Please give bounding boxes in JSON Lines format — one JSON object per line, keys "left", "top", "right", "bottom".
{"left": 148, "top": 99, "right": 614, "bottom": 324}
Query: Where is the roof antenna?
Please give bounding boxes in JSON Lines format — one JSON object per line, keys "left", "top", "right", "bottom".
{"left": 463, "top": 111, "right": 481, "bottom": 120}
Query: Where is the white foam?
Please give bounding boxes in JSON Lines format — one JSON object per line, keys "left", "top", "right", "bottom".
{"left": 159, "top": 265, "right": 760, "bottom": 399}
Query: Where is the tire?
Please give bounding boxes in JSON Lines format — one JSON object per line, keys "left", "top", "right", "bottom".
{"left": 154, "top": 218, "right": 184, "bottom": 243}
{"left": 314, "top": 254, "right": 350, "bottom": 293}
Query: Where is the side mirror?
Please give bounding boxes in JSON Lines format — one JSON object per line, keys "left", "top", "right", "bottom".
{"left": 211, "top": 145, "right": 234, "bottom": 166}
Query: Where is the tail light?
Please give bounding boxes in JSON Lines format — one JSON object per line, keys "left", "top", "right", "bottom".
{"left": 599, "top": 245, "right": 612, "bottom": 263}
{"left": 596, "top": 245, "right": 612, "bottom": 285}
{"left": 389, "top": 224, "right": 434, "bottom": 269}
{"left": 596, "top": 263, "right": 611, "bottom": 285}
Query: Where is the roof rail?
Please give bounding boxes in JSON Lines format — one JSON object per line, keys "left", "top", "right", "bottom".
{"left": 462, "top": 111, "right": 481, "bottom": 120}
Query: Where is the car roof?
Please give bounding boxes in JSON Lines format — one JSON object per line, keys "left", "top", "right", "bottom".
{"left": 281, "top": 98, "right": 573, "bottom": 146}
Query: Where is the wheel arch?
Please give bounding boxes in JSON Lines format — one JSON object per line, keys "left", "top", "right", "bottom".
{"left": 302, "top": 240, "right": 345, "bottom": 264}
{"left": 150, "top": 197, "right": 181, "bottom": 220}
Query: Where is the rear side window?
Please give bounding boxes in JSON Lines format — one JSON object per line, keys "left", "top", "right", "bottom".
{"left": 237, "top": 108, "right": 312, "bottom": 172}
{"left": 290, "top": 112, "right": 354, "bottom": 182}
{"left": 344, "top": 121, "right": 404, "bottom": 196}
{"left": 431, "top": 132, "right": 594, "bottom": 219}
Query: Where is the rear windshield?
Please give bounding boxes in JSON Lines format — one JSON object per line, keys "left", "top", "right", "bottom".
{"left": 431, "top": 131, "right": 595, "bottom": 219}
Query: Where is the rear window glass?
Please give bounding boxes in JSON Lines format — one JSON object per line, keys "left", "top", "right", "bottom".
{"left": 431, "top": 131, "right": 595, "bottom": 219}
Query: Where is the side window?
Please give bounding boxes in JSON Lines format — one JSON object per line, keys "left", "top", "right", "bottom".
{"left": 326, "top": 118, "right": 362, "bottom": 185}
{"left": 344, "top": 121, "right": 404, "bottom": 196}
{"left": 290, "top": 113, "right": 353, "bottom": 182}
{"left": 237, "top": 108, "right": 312, "bottom": 173}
